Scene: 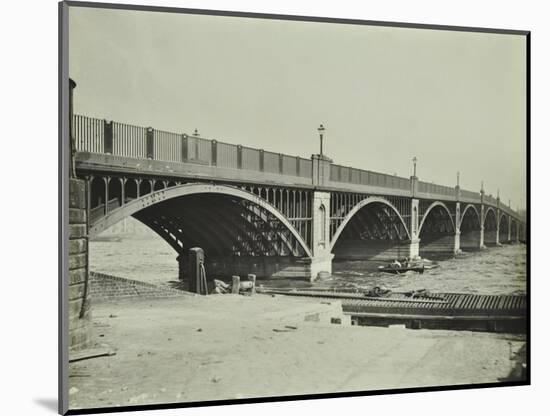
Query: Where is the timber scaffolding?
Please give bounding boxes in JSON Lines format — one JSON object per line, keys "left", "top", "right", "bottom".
{"left": 257, "top": 288, "right": 527, "bottom": 333}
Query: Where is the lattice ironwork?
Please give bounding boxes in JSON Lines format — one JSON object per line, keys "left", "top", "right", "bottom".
{"left": 329, "top": 191, "right": 411, "bottom": 241}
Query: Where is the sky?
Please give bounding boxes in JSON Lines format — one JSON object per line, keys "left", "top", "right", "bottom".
{"left": 69, "top": 6, "right": 527, "bottom": 210}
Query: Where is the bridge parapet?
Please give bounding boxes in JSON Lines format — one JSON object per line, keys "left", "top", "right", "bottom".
{"left": 461, "top": 189, "right": 481, "bottom": 204}
{"left": 417, "top": 181, "right": 456, "bottom": 201}
{"left": 329, "top": 164, "right": 410, "bottom": 191}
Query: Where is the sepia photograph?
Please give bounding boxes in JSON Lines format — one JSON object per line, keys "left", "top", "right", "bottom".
{"left": 60, "top": 1, "right": 528, "bottom": 413}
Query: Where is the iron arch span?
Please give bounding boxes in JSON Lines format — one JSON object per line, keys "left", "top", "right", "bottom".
{"left": 90, "top": 183, "right": 314, "bottom": 279}
{"left": 483, "top": 207, "right": 498, "bottom": 246}
{"left": 459, "top": 204, "right": 481, "bottom": 251}
{"left": 418, "top": 202, "right": 455, "bottom": 235}
{"left": 90, "top": 182, "right": 310, "bottom": 256}
{"left": 499, "top": 213, "right": 510, "bottom": 243}
{"left": 459, "top": 204, "right": 480, "bottom": 229}
{"left": 418, "top": 201, "right": 456, "bottom": 256}
{"left": 330, "top": 197, "right": 411, "bottom": 262}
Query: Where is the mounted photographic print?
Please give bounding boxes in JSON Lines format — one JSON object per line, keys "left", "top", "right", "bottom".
{"left": 59, "top": 1, "right": 529, "bottom": 414}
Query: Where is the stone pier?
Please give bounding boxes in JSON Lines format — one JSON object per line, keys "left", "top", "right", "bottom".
{"left": 68, "top": 177, "right": 92, "bottom": 350}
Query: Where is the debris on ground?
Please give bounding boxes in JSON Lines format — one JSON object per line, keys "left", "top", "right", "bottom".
{"left": 69, "top": 348, "right": 116, "bottom": 363}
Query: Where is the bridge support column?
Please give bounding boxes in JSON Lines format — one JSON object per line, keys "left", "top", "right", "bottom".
{"left": 454, "top": 231, "right": 461, "bottom": 254}
{"left": 68, "top": 177, "right": 92, "bottom": 351}
{"left": 454, "top": 202, "right": 462, "bottom": 254}
{"left": 310, "top": 191, "right": 334, "bottom": 281}
{"left": 479, "top": 204, "right": 486, "bottom": 249}
{"left": 496, "top": 209, "right": 501, "bottom": 246}
{"left": 409, "top": 238, "right": 420, "bottom": 259}
{"left": 408, "top": 198, "right": 420, "bottom": 259}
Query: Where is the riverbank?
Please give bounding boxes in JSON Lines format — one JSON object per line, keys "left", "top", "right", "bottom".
{"left": 68, "top": 294, "right": 526, "bottom": 410}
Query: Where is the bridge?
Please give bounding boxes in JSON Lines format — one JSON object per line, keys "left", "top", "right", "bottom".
{"left": 72, "top": 112, "right": 525, "bottom": 281}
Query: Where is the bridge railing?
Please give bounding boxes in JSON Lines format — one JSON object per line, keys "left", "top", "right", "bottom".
{"left": 461, "top": 189, "right": 481, "bottom": 203}
{"left": 74, "top": 114, "right": 105, "bottom": 153}
{"left": 418, "top": 181, "right": 456, "bottom": 198}
{"left": 485, "top": 194, "right": 497, "bottom": 207}
{"left": 74, "top": 114, "right": 314, "bottom": 179}
{"left": 329, "top": 164, "right": 411, "bottom": 191}
{"left": 113, "top": 121, "right": 147, "bottom": 158}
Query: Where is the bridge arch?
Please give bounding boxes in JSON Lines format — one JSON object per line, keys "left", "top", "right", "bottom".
{"left": 459, "top": 204, "right": 480, "bottom": 229}
{"left": 90, "top": 182, "right": 312, "bottom": 258}
{"left": 484, "top": 206, "right": 497, "bottom": 225}
{"left": 330, "top": 196, "right": 410, "bottom": 251}
{"left": 499, "top": 213, "right": 510, "bottom": 243}
{"left": 459, "top": 204, "right": 482, "bottom": 251}
{"left": 418, "top": 201, "right": 455, "bottom": 235}
{"left": 483, "top": 206, "right": 498, "bottom": 246}
{"left": 499, "top": 212, "right": 509, "bottom": 227}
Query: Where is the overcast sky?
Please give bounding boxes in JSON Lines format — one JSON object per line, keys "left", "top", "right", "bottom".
{"left": 69, "top": 6, "right": 527, "bottom": 209}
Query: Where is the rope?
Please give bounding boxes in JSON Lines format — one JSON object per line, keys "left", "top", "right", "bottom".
{"left": 199, "top": 262, "right": 208, "bottom": 295}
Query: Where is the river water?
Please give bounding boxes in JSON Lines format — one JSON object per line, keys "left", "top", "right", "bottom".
{"left": 90, "top": 233, "right": 526, "bottom": 296}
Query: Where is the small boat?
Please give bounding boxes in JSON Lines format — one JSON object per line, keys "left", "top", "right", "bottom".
{"left": 378, "top": 263, "right": 424, "bottom": 274}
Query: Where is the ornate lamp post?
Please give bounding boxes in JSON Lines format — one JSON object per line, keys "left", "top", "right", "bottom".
{"left": 412, "top": 156, "right": 418, "bottom": 177}
{"left": 456, "top": 171, "right": 460, "bottom": 187}
{"left": 318, "top": 124, "right": 325, "bottom": 156}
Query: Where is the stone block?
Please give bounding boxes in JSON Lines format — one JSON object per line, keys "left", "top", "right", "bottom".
{"left": 69, "top": 208, "right": 87, "bottom": 224}
{"left": 69, "top": 238, "right": 87, "bottom": 255}
{"left": 68, "top": 282, "right": 86, "bottom": 301}
{"left": 68, "top": 296, "right": 91, "bottom": 317}
{"left": 68, "top": 253, "right": 87, "bottom": 270}
{"left": 69, "top": 224, "right": 87, "bottom": 239}
{"left": 68, "top": 268, "right": 87, "bottom": 285}
{"left": 69, "top": 179, "right": 86, "bottom": 209}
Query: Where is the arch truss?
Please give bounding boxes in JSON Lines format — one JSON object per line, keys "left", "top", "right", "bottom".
{"left": 329, "top": 192, "right": 411, "bottom": 250}
{"left": 84, "top": 174, "right": 312, "bottom": 258}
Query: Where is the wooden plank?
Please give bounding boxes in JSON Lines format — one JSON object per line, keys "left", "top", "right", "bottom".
{"left": 69, "top": 347, "right": 116, "bottom": 363}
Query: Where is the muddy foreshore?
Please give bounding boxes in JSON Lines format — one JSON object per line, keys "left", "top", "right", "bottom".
{"left": 68, "top": 294, "right": 526, "bottom": 410}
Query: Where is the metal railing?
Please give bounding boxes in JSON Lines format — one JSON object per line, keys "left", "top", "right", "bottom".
{"left": 418, "top": 181, "right": 456, "bottom": 198}
{"left": 74, "top": 114, "right": 312, "bottom": 178}
{"left": 329, "top": 164, "right": 411, "bottom": 191}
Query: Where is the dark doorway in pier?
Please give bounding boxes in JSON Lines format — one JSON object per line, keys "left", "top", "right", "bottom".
{"left": 332, "top": 201, "right": 409, "bottom": 263}
{"left": 418, "top": 204, "right": 455, "bottom": 259}
{"left": 484, "top": 209, "right": 498, "bottom": 246}
{"left": 459, "top": 205, "right": 481, "bottom": 252}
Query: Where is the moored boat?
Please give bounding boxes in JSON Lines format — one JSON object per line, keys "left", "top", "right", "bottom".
{"left": 378, "top": 264, "right": 425, "bottom": 274}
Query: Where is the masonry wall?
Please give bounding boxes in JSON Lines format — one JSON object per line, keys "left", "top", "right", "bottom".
{"left": 90, "top": 272, "right": 187, "bottom": 301}
{"left": 68, "top": 178, "right": 91, "bottom": 351}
